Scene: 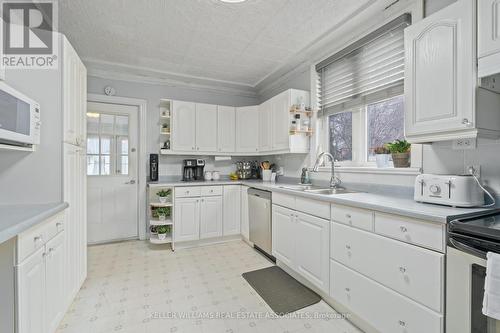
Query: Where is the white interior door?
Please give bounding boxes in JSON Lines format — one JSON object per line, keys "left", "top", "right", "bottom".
{"left": 86, "top": 102, "right": 139, "bottom": 244}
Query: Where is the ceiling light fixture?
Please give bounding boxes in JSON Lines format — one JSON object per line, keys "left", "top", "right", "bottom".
{"left": 218, "top": 0, "right": 247, "bottom": 3}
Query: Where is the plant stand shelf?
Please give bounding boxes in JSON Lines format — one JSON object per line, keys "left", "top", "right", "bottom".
{"left": 147, "top": 184, "right": 175, "bottom": 251}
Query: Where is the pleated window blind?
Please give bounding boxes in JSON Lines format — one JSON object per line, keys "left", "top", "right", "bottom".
{"left": 316, "top": 14, "right": 411, "bottom": 117}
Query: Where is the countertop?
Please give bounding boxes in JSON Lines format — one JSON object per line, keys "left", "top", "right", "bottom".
{"left": 0, "top": 202, "right": 69, "bottom": 244}
{"left": 149, "top": 177, "right": 496, "bottom": 223}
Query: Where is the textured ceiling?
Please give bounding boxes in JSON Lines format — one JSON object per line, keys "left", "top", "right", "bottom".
{"left": 59, "top": 0, "right": 372, "bottom": 86}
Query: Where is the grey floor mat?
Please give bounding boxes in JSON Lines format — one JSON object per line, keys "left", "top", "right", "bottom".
{"left": 242, "top": 266, "right": 321, "bottom": 315}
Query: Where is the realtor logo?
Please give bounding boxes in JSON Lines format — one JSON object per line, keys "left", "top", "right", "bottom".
{"left": 1, "top": 0, "right": 58, "bottom": 69}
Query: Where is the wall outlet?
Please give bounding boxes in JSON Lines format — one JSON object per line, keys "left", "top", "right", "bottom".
{"left": 452, "top": 138, "right": 477, "bottom": 150}
{"left": 465, "top": 165, "right": 481, "bottom": 178}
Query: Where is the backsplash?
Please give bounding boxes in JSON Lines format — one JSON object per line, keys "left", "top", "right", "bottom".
{"left": 158, "top": 155, "right": 260, "bottom": 177}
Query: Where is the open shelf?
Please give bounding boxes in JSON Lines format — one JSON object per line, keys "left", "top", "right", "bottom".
{"left": 150, "top": 202, "right": 173, "bottom": 207}
{"left": 149, "top": 218, "right": 173, "bottom": 226}
{"left": 149, "top": 234, "right": 172, "bottom": 244}
{"left": 290, "top": 129, "right": 314, "bottom": 136}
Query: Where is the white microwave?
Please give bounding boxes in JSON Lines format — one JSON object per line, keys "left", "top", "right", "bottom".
{"left": 0, "top": 81, "right": 40, "bottom": 147}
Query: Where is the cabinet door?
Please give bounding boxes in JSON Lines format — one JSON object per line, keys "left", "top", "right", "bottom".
{"left": 271, "top": 205, "right": 296, "bottom": 268}
{"left": 63, "top": 37, "right": 87, "bottom": 146}
{"left": 199, "top": 196, "right": 223, "bottom": 239}
{"left": 258, "top": 101, "right": 272, "bottom": 152}
{"left": 295, "top": 212, "right": 330, "bottom": 292}
{"left": 240, "top": 186, "right": 250, "bottom": 240}
{"left": 45, "top": 232, "right": 67, "bottom": 333}
{"left": 271, "top": 91, "right": 290, "bottom": 150}
{"left": 196, "top": 103, "right": 217, "bottom": 152}
{"left": 217, "top": 106, "right": 236, "bottom": 153}
{"left": 172, "top": 101, "right": 196, "bottom": 151}
{"left": 404, "top": 0, "right": 475, "bottom": 138}
{"left": 223, "top": 186, "right": 241, "bottom": 236}
{"left": 174, "top": 198, "right": 200, "bottom": 242}
{"left": 16, "top": 247, "right": 45, "bottom": 333}
{"left": 235, "top": 106, "right": 259, "bottom": 153}
{"left": 479, "top": 0, "right": 500, "bottom": 58}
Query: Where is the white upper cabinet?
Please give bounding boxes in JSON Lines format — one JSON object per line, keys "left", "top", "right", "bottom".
{"left": 259, "top": 100, "right": 272, "bottom": 152}
{"left": 404, "top": 0, "right": 476, "bottom": 142}
{"left": 271, "top": 91, "right": 290, "bottom": 151}
{"left": 478, "top": 0, "right": 500, "bottom": 77}
{"left": 195, "top": 103, "right": 217, "bottom": 152}
{"left": 235, "top": 106, "right": 259, "bottom": 153}
{"left": 217, "top": 106, "right": 236, "bottom": 153}
{"left": 172, "top": 101, "right": 196, "bottom": 151}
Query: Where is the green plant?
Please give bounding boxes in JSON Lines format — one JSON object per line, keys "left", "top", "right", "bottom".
{"left": 374, "top": 146, "right": 390, "bottom": 154}
{"left": 153, "top": 207, "right": 171, "bottom": 218}
{"left": 386, "top": 140, "right": 411, "bottom": 153}
{"left": 157, "top": 225, "right": 171, "bottom": 234}
{"left": 157, "top": 189, "right": 171, "bottom": 197}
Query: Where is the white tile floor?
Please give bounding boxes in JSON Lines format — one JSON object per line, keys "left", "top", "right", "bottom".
{"left": 57, "top": 240, "right": 361, "bottom": 333}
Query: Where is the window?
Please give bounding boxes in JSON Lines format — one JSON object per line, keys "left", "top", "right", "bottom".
{"left": 317, "top": 14, "right": 410, "bottom": 167}
{"left": 86, "top": 112, "right": 129, "bottom": 176}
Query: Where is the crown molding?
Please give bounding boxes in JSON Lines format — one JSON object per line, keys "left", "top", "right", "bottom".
{"left": 84, "top": 58, "right": 258, "bottom": 98}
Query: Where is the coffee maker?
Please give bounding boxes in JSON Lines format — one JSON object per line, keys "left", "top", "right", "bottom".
{"left": 182, "top": 159, "right": 205, "bottom": 181}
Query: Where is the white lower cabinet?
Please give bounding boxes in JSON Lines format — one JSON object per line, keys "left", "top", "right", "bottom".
{"left": 272, "top": 205, "right": 296, "bottom": 268}
{"left": 223, "top": 186, "right": 241, "bottom": 236}
{"left": 272, "top": 204, "right": 330, "bottom": 293}
{"left": 331, "top": 260, "right": 443, "bottom": 333}
{"left": 295, "top": 213, "right": 330, "bottom": 292}
{"left": 174, "top": 198, "right": 201, "bottom": 242}
{"left": 240, "top": 186, "right": 250, "bottom": 240}
{"left": 16, "top": 247, "right": 45, "bottom": 333}
{"left": 199, "top": 196, "right": 223, "bottom": 239}
{"left": 331, "top": 223, "right": 444, "bottom": 313}
{"left": 16, "top": 214, "right": 69, "bottom": 333}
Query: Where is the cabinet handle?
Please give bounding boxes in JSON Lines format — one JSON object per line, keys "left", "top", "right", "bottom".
{"left": 345, "top": 214, "right": 351, "bottom": 218}
{"left": 462, "top": 118, "right": 472, "bottom": 127}
{"left": 345, "top": 288, "right": 350, "bottom": 292}
{"left": 400, "top": 226, "right": 408, "bottom": 233}
{"left": 399, "top": 266, "right": 407, "bottom": 273}
{"left": 34, "top": 235, "right": 43, "bottom": 243}
{"left": 345, "top": 245, "right": 351, "bottom": 250}
{"left": 49, "top": 248, "right": 54, "bottom": 253}
{"left": 398, "top": 320, "right": 406, "bottom": 327}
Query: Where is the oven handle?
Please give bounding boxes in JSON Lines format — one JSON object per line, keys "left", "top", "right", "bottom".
{"left": 449, "top": 238, "right": 487, "bottom": 259}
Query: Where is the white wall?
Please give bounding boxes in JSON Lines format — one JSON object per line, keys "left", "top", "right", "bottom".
{"left": 0, "top": 66, "right": 63, "bottom": 204}
{"left": 424, "top": 0, "right": 456, "bottom": 16}
{"left": 87, "top": 76, "right": 260, "bottom": 177}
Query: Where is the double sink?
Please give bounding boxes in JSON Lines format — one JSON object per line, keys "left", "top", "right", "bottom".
{"left": 278, "top": 184, "right": 357, "bottom": 195}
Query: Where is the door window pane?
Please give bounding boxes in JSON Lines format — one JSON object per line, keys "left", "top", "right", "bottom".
{"left": 120, "top": 156, "right": 129, "bottom": 175}
{"left": 86, "top": 136, "right": 99, "bottom": 155}
{"left": 86, "top": 114, "right": 100, "bottom": 134}
{"left": 87, "top": 155, "right": 100, "bottom": 175}
{"left": 367, "top": 96, "right": 404, "bottom": 160}
{"left": 329, "top": 112, "right": 353, "bottom": 162}
{"left": 100, "top": 156, "right": 111, "bottom": 175}
{"left": 115, "top": 116, "right": 129, "bottom": 135}
{"left": 100, "top": 136, "right": 112, "bottom": 155}
{"left": 100, "top": 114, "right": 114, "bottom": 134}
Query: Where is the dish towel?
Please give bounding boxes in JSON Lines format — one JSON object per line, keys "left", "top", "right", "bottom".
{"left": 483, "top": 252, "right": 500, "bottom": 320}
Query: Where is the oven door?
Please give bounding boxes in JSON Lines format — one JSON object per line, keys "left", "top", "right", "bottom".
{"left": 447, "top": 244, "right": 500, "bottom": 333}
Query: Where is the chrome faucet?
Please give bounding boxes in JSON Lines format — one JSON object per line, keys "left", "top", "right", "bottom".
{"left": 312, "top": 152, "right": 341, "bottom": 188}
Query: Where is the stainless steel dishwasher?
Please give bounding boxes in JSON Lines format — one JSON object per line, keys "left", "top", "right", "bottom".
{"left": 248, "top": 188, "right": 273, "bottom": 259}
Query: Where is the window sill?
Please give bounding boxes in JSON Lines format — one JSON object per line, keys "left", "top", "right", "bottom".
{"left": 317, "top": 166, "right": 422, "bottom": 175}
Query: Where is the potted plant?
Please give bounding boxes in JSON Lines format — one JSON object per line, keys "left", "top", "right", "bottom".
{"left": 157, "top": 225, "right": 170, "bottom": 240}
{"left": 157, "top": 189, "right": 171, "bottom": 204}
{"left": 386, "top": 140, "right": 411, "bottom": 168}
{"left": 154, "top": 207, "right": 171, "bottom": 221}
{"left": 373, "top": 146, "right": 391, "bottom": 168}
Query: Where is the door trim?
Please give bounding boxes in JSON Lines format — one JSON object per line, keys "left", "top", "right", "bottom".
{"left": 87, "top": 94, "right": 148, "bottom": 240}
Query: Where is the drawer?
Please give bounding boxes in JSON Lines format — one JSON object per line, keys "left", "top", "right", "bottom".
{"left": 295, "top": 196, "right": 330, "bottom": 220}
{"left": 331, "top": 223, "right": 444, "bottom": 312}
{"left": 374, "top": 212, "right": 445, "bottom": 252}
{"left": 330, "top": 260, "right": 443, "bottom": 333}
{"left": 17, "top": 212, "right": 64, "bottom": 264}
{"left": 175, "top": 186, "right": 201, "bottom": 198}
{"left": 272, "top": 192, "right": 296, "bottom": 210}
{"left": 331, "top": 204, "right": 373, "bottom": 231}
{"left": 200, "top": 186, "right": 222, "bottom": 196}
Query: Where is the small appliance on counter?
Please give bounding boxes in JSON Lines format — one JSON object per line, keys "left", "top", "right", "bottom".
{"left": 414, "top": 174, "right": 494, "bottom": 207}
{"left": 149, "top": 154, "right": 159, "bottom": 181}
{"left": 182, "top": 159, "right": 205, "bottom": 181}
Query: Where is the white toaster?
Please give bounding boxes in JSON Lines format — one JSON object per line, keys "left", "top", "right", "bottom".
{"left": 414, "top": 174, "right": 485, "bottom": 207}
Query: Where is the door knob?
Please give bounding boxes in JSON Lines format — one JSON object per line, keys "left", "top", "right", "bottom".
{"left": 125, "top": 180, "right": 136, "bottom": 184}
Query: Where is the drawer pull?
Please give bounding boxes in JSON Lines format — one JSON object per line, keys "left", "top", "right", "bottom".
{"left": 345, "top": 245, "right": 351, "bottom": 250}
{"left": 345, "top": 288, "right": 350, "bottom": 292}
{"left": 210, "top": 190, "right": 213, "bottom": 193}
{"left": 399, "top": 266, "right": 407, "bottom": 273}
{"left": 398, "top": 320, "right": 406, "bottom": 327}
{"left": 345, "top": 214, "right": 352, "bottom": 218}
{"left": 34, "top": 235, "right": 43, "bottom": 243}
{"left": 400, "top": 226, "right": 408, "bottom": 233}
